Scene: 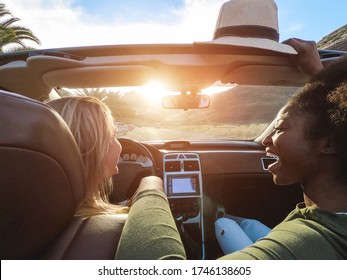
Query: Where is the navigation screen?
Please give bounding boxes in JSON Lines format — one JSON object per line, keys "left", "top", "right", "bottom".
{"left": 172, "top": 177, "right": 197, "bottom": 194}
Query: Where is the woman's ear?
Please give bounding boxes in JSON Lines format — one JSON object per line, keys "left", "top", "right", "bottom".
{"left": 319, "top": 138, "right": 339, "bottom": 155}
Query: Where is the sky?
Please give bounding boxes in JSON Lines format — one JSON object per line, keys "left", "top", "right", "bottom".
{"left": 2, "top": 0, "right": 347, "bottom": 49}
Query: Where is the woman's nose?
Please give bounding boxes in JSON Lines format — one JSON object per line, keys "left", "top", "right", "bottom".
{"left": 262, "top": 130, "right": 274, "bottom": 147}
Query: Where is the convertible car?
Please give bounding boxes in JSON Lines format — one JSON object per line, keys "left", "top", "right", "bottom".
{"left": 0, "top": 42, "right": 345, "bottom": 259}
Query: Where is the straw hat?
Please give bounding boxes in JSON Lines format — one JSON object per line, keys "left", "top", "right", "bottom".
{"left": 196, "top": 0, "right": 297, "bottom": 55}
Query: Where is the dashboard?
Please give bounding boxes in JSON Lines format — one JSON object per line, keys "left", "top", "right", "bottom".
{"left": 120, "top": 152, "right": 152, "bottom": 166}
{"left": 163, "top": 152, "right": 204, "bottom": 259}
{"left": 114, "top": 140, "right": 303, "bottom": 260}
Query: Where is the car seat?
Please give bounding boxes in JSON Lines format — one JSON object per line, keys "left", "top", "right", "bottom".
{"left": 0, "top": 90, "right": 127, "bottom": 259}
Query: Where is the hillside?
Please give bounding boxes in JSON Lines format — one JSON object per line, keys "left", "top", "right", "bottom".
{"left": 118, "top": 86, "right": 298, "bottom": 126}
{"left": 317, "top": 24, "right": 347, "bottom": 50}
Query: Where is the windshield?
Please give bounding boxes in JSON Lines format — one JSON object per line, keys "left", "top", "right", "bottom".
{"left": 56, "top": 85, "right": 300, "bottom": 141}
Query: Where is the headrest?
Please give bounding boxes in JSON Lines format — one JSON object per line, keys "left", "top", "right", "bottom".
{"left": 0, "top": 90, "right": 85, "bottom": 259}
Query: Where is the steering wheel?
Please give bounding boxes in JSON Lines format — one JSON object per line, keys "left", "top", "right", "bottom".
{"left": 110, "top": 138, "right": 156, "bottom": 203}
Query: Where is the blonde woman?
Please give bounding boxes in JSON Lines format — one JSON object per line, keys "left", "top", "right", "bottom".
{"left": 47, "top": 96, "right": 161, "bottom": 217}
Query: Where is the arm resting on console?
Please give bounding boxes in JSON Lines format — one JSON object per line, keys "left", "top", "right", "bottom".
{"left": 115, "top": 176, "right": 186, "bottom": 260}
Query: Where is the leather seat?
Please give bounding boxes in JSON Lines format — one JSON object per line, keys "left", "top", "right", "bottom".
{"left": 0, "top": 90, "right": 127, "bottom": 259}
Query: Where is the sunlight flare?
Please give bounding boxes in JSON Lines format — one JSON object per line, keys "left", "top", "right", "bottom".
{"left": 138, "top": 80, "right": 176, "bottom": 105}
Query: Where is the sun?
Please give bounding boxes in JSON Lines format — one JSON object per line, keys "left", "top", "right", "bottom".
{"left": 137, "top": 80, "right": 175, "bottom": 105}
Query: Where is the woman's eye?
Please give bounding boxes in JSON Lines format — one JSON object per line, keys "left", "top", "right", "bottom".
{"left": 274, "top": 126, "right": 283, "bottom": 132}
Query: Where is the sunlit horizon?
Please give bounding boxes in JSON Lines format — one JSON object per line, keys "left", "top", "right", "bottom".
{"left": 110, "top": 80, "right": 237, "bottom": 105}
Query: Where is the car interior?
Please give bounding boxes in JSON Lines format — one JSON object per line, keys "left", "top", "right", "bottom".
{"left": 0, "top": 43, "right": 346, "bottom": 259}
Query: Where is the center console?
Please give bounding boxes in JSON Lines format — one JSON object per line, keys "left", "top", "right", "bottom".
{"left": 163, "top": 153, "right": 204, "bottom": 259}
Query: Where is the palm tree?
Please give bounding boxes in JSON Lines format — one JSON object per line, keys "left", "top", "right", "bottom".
{"left": 62, "top": 87, "right": 136, "bottom": 119}
{"left": 71, "top": 88, "right": 111, "bottom": 100}
{"left": 0, "top": 3, "right": 40, "bottom": 53}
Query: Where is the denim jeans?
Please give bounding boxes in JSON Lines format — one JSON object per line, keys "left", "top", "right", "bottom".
{"left": 215, "top": 214, "right": 271, "bottom": 254}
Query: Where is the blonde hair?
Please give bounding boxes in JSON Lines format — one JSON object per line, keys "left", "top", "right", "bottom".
{"left": 46, "top": 96, "right": 128, "bottom": 216}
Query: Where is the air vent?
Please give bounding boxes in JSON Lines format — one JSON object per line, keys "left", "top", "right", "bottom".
{"left": 165, "top": 154, "right": 177, "bottom": 159}
{"left": 183, "top": 160, "right": 200, "bottom": 171}
{"left": 185, "top": 154, "right": 198, "bottom": 159}
{"left": 165, "top": 161, "right": 181, "bottom": 172}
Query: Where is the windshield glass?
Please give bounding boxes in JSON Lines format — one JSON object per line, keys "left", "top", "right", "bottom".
{"left": 57, "top": 85, "right": 300, "bottom": 141}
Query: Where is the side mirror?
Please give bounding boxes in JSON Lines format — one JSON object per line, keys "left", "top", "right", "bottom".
{"left": 161, "top": 94, "right": 210, "bottom": 110}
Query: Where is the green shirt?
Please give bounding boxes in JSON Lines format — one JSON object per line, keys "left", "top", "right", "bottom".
{"left": 116, "top": 189, "right": 347, "bottom": 260}
{"left": 115, "top": 189, "right": 186, "bottom": 260}
{"left": 219, "top": 203, "right": 347, "bottom": 260}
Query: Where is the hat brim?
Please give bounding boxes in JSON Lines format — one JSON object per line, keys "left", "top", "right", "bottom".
{"left": 195, "top": 36, "right": 297, "bottom": 55}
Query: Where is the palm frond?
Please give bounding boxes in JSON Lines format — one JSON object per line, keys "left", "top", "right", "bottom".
{"left": 0, "top": 3, "right": 41, "bottom": 52}
{"left": 0, "top": 17, "right": 20, "bottom": 27}
{"left": 0, "top": 4, "right": 13, "bottom": 18}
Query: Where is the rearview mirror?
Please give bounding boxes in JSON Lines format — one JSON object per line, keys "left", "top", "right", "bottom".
{"left": 161, "top": 94, "right": 210, "bottom": 110}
